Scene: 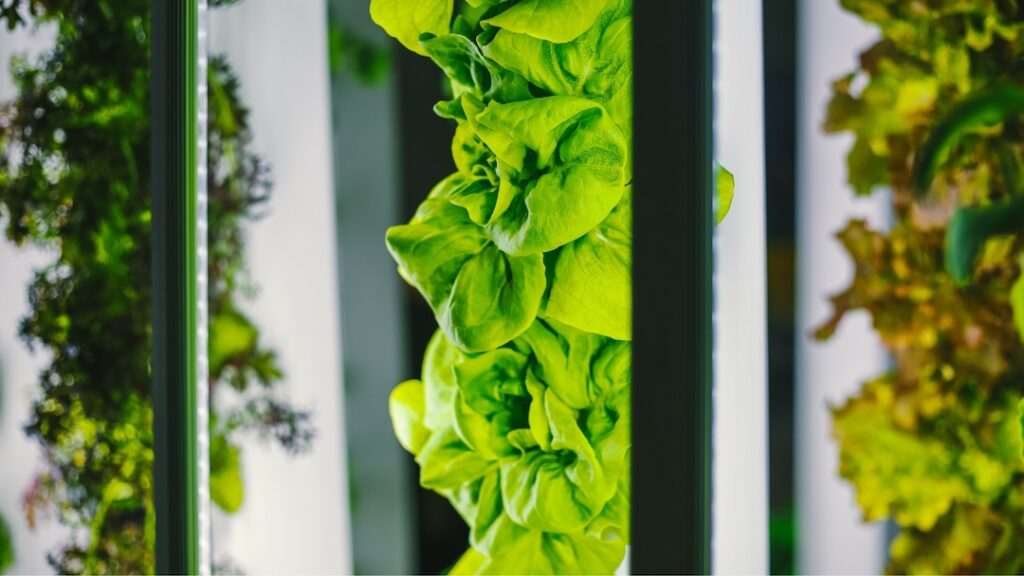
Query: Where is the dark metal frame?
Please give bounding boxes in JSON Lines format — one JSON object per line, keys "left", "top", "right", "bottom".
{"left": 151, "top": 0, "right": 200, "bottom": 573}
{"left": 763, "top": 0, "right": 800, "bottom": 571}
{"left": 632, "top": 0, "right": 714, "bottom": 573}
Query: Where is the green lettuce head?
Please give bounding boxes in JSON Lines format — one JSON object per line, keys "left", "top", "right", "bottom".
{"left": 386, "top": 94, "right": 629, "bottom": 352}
{"left": 389, "top": 321, "right": 630, "bottom": 574}
{"left": 376, "top": 0, "right": 634, "bottom": 351}
{"left": 374, "top": 1, "right": 636, "bottom": 572}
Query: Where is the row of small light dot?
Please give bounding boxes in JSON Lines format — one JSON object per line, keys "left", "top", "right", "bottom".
{"left": 196, "top": 0, "right": 212, "bottom": 574}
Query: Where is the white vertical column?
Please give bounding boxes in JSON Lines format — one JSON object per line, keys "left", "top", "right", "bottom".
{"left": 795, "top": 1, "right": 887, "bottom": 573}
{"left": 712, "top": 0, "right": 768, "bottom": 572}
{"left": 209, "top": 2, "right": 351, "bottom": 573}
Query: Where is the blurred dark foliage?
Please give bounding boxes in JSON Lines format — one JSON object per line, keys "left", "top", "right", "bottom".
{"left": 327, "top": 22, "right": 391, "bottom": 84}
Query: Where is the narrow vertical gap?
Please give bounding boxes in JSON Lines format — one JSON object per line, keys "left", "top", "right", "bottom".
{"left": 762, "top": 0, "right": 798, "bottom": 573}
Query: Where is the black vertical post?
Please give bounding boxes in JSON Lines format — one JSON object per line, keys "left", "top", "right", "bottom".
{"left": 152, "top": 0, "right": 199, "bottom": 573}
{"left": 632, "top": 0, "right": 714, "bottom": 573}
{"left": 762, "top": 0, "right": 799, "bottom": 572}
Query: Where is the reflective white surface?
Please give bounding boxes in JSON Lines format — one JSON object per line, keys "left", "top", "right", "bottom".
{"left": 209, "top": 2, "right": 351, "bottom": 573}
{"left": 713, "top": 0, "right": 769, "bottom": 572}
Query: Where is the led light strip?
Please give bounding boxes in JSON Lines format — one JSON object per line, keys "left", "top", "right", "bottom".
{"left": 196, "top": 0, "right": 212, "bottom": 573}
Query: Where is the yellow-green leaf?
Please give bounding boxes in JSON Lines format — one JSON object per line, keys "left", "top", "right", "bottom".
{"left": 369, "top": 0, "right": 452, "bottom": 56}
{"left": 716, "top": 163, "right": 735, "bottom": 225}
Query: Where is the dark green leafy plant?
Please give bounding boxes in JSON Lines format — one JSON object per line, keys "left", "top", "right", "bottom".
{"left": 822, "top": 1, "right": 1024, "bottom": 573}
{"left": 0, "top": 0, "right": 41, "bottom": 30}
{"left": 0, "top": 2, "right": 312, "bottom": 573}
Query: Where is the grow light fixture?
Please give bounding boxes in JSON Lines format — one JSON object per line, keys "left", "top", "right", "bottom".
{"left": 196, "top": 0, "right": 212, "bottom": 574}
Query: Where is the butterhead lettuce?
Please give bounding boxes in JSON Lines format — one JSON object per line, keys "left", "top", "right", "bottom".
{"left": 390, "top": 323, "right": 630, "bottom": 574}
{"left": 374, "top": 1, "right": 638, "bottom": 572}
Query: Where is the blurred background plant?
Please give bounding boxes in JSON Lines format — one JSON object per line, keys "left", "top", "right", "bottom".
{"left": 0, "top": 512, "right": 12, "bottom": 573}
{"left": 0, "top": 0, "right": 314, "bottom": 572}
{"left": 820, "top": 1, "right": 1024, "bottom": 573}
{"left": 327, "top": 3, "right": 390, "bottom": 85}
